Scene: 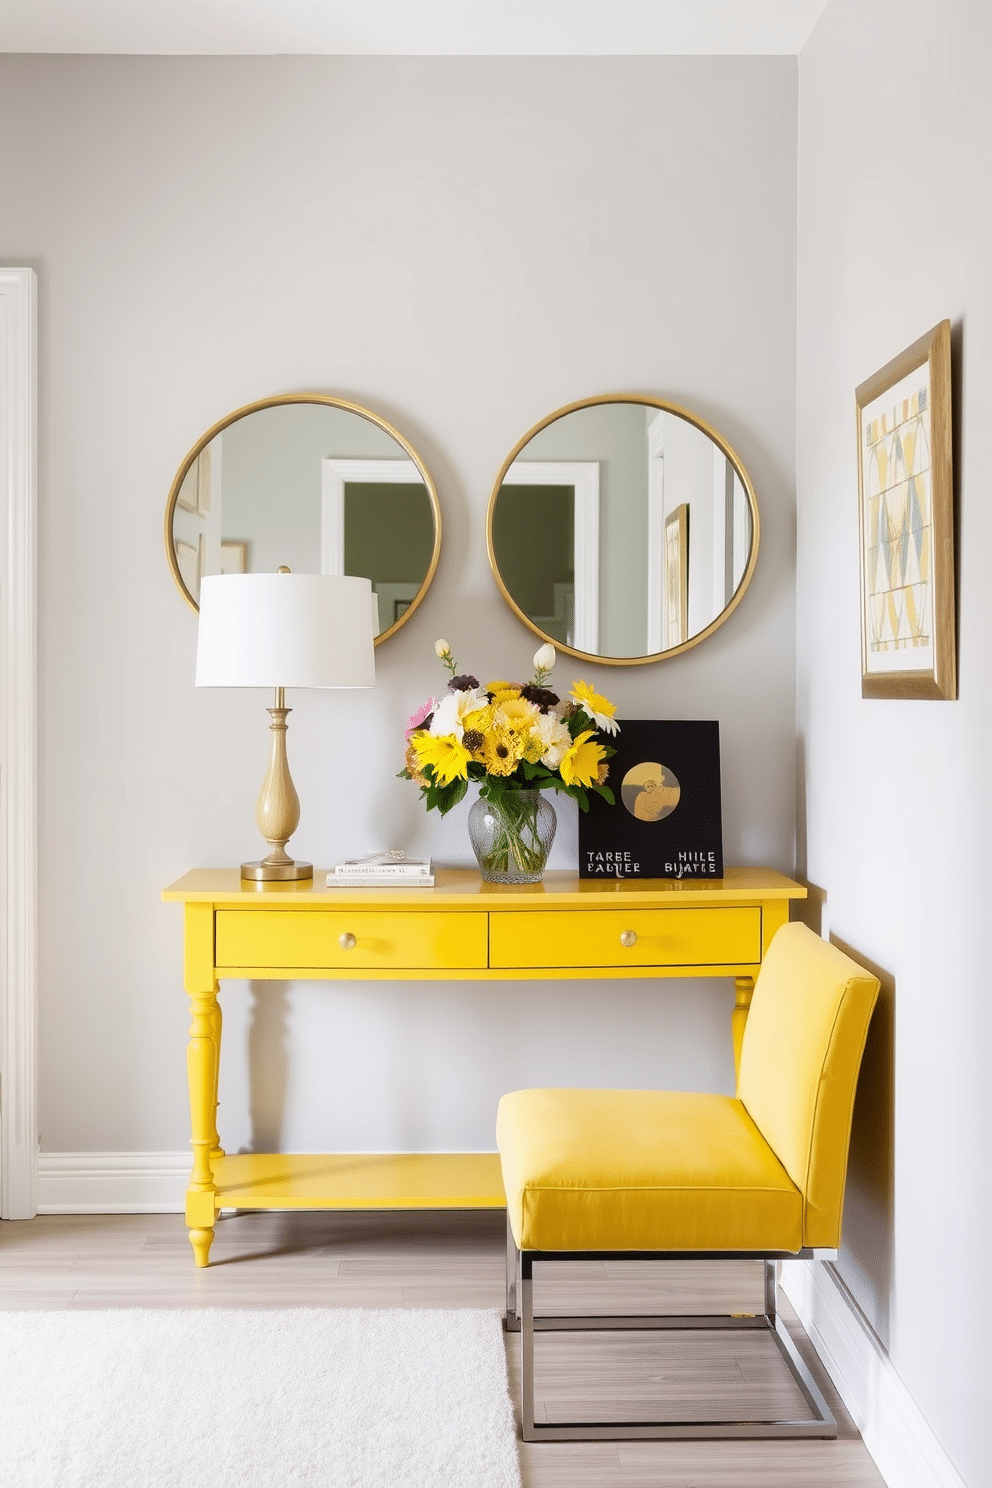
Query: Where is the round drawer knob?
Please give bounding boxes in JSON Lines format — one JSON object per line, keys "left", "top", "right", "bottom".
{"left": 339, "top": 932, "right": 357, "bottom": 950}
{"left": 620, "top": 930, "right": 637, "bottom": 948}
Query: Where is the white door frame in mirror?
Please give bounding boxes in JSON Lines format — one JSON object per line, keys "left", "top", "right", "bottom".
{"left": 645, "top": 414, "right": 666, "bottom": 653}
{"left": 0, "top": 267, "right": 39, "bottom": 1220}
{"left": 320, "top": 457, "right": 426, "bottom": 577}
{"left": 500, "top": 461, "right": 600, "bottom": 655}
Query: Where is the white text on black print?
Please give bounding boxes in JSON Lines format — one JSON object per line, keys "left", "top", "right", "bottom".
{"left": 664, "top": 851, "right": 718, "bottom": 879}
{"left": 585, "top": 851, "right": 641, "bottom": 877}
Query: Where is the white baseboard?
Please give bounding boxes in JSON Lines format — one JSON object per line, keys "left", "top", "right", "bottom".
{"left": 38, "top": 1153, "right": 189, "bottom": 1214}
{"left": 781, "top": 1259, "right": 967, "bottom": 1488}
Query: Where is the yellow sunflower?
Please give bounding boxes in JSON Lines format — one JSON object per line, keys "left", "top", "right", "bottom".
{"left": 494, "top": 697, "right": 540, "bottom": 731}
{"left": 486, "top": 682, "right": 522, "bottom": 706}
{"left": 570, "top": 680, "right": 619, "bottom": 735}
{"left": 480, "top": 726, "right": 523, "bottom": 777}
{"left": 463, "top": 704, "right": 493, "bottom": 733}
{"left": 411, "top": 731, "right": 471, "bottom": 786}
{"left": 559, "top": 730, "right": 608, "bottom": 789}
{"left": 520, "top": 728, "right": 545, "bottom": 765}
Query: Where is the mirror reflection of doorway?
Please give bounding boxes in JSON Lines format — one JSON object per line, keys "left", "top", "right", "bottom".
{"left": 321, "top": 459, "right": 433, "bottom": 636}
{"left": 493, "top": 460, "right": 600, "bottom": 653}
{"left": 491, "top": 483, "right": 573, "bottom": 646}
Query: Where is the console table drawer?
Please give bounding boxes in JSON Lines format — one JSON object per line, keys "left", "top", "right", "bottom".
{"left": 215, "top": 910, "right": 489, "bottom": 971}
{"left": 489, "top": 907, "right": 761, "bottom": 969}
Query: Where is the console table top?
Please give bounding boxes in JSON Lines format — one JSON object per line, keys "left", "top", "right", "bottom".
{"left": 163, "top": 864, "right": 806, "bottom": 907}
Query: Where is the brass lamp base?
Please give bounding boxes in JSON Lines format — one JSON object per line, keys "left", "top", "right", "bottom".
{"left": 241, "top": 859, "right": 313, "bottom": 882}
{"left": 241, "top": 686, "right": 313, "bottom": 884}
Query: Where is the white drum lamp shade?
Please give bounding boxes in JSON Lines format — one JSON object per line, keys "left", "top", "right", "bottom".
{"left": 196, "top": 572, "right": 375, "bottom": 690}
{"left": 195, "top": 572, "right": 376, "bottom": 880}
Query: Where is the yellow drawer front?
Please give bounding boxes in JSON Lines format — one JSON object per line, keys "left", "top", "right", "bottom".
{"left": 489, "top": 907, "right": 761, "bottom": 970}
{"left": 215, "top": 909, "right": 489, "bottom": 971}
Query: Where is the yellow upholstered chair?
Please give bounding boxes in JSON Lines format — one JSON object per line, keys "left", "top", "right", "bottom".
{"left": 496, "top": 922, "right": 879, "bottom": 1441}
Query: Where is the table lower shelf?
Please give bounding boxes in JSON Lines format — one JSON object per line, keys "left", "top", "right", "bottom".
{"left": 209, "top": 1151, "right": 506, "bottom": 1212}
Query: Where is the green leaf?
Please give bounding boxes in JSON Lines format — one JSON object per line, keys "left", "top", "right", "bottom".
{"left": 448, "top": 776, "right": 469, "bottom": 810}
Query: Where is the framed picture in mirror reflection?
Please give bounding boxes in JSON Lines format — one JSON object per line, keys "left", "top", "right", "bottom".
{"left": 665, "top": 503, "right": 689, "bottom": 648}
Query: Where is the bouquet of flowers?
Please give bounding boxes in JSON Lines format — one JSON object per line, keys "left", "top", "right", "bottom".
{"left": 400, "top": 639, "right": 619, "bottom": 880}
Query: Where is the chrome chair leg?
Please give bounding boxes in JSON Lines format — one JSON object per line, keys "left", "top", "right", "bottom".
{"left": 505, "top": 1212, "right": 520, "bottom": 1332}
{"left": 517, "top": 1249, "right": 838, "bottom": 1442}
{"left": 764, "top": 1257, "right": 778, "bottom": 1322}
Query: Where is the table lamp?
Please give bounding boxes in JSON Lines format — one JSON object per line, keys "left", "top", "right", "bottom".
{"left": 196, "top": 570, "right": 376, "bottom": 881}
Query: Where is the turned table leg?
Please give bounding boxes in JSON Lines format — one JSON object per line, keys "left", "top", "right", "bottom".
{"left": 209, "top": 999, "right": 225, "bottom": 1161}
{"left": 186, "top": 981, "right": 221, "bottom": 1266}
{"left": 732, "top": 975, "right": 754, "bottom": 1088}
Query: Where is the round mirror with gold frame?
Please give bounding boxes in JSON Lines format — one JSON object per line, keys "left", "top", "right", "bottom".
{"left": 166, "top": 393, "right": 442, "bottom": 646}
{"left": 487, "top": 393, "right": 759, "bottom": 665}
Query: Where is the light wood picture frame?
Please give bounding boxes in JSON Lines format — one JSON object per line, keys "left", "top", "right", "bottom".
{"left": 220, "top": 539, "right": 248, "bottom": 575}
{"left": 856, "top": 319, "right": 955, "bottom": 699}
{"left": 175, "top": 539, "right": 199, "bottom": 599}
{"left": 664, "top": 503, "right": 689, "bottom": 649}
{"left": 176, "top": 463, "right": 198, "bottom": 513}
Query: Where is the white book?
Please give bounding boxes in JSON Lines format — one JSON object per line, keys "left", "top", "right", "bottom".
{"left": 333, "top": 852, "right": 433, "bottom": 877}
{"left": 326, "top": 873, "right": 435, "bottom": 888}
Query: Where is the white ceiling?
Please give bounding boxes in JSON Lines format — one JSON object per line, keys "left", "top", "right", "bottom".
{"left": 0, "top": 1, "right": 829, "bottom": 56}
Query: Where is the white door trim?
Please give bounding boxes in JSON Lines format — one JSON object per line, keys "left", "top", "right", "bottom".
{"left": 320, "top": 457, "right": 424, "bottom": 577}
{"left": 0, "top": 267, "right": 39, "bottom": 1220}
{"left": 501, "top": 460, "right": 600, "bottom": 655}
{"left": 645, "top": 414, "right": 666, "bottom": 654}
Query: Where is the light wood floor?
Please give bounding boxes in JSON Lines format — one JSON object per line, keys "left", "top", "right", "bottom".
{"left": 0, "top": 1209, "right": 886, "bottom": 1487}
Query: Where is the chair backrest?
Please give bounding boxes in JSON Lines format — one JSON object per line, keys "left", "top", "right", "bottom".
{"left": 737, "top": 922, "right": 879, "bottom": 1247}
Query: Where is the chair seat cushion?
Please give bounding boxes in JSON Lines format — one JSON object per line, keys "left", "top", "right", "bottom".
{"left": 497, "top": 1088, "right": 803, "bottom": 1253}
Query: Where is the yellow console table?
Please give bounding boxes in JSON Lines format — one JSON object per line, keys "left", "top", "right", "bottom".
{"left": 163, "top": 866, "right": 805, "bottom": 1265}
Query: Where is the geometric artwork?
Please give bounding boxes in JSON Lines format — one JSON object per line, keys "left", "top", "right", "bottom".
{"left": 862, "top": 374, "right": 932, "bottom": 657}
{"left": 856, "top": 320, "right": 956, "bottom": 699}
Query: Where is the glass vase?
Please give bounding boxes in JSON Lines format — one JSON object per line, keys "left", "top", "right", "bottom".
{"left": 467, "top": 789, "right": 557, "bottom": 884}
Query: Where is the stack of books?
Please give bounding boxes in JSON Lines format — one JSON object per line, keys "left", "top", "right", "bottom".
{"left": 325, "top": 851, "right": 435, "bottom": 888}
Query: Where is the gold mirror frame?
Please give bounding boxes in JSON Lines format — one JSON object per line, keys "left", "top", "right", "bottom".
{"left": 165, "top": 392, "right": 442, "bottom": 647}
{"left": 486, "top": 392, "right": 760, "bottom": 666}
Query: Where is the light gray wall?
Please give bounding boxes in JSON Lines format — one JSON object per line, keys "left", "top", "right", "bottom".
{"left": 1, "top": 56, "right": 797, "bottom": 1160}
{"left": 797, "top": 4, "right": 991, "bottom": 1483}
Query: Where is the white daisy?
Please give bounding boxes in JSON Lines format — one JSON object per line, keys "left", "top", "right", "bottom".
{"left": 429, "top": 687, "right": 488, "bottom": 740}
{"left": 533, "top": 712, "right": 572, "bottom": 769}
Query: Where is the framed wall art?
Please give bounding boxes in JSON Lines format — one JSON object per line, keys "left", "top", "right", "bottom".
{"left": 856, "top": 319, "right": 955, "bottom": 699}
{"left": 578, "top": 720, "right": 723, "bottom": 880}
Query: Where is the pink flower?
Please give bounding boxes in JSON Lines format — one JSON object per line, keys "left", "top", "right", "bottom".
{"left": 405, "top": 697, "right": 440, "bottom": 741}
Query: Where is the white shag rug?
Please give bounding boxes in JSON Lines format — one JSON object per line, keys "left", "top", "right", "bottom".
{"left": 0, "top": 1308, "right": 522, "bottom": 1488}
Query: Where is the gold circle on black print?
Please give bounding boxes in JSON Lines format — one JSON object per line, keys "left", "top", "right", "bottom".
{"left": 621, "top": 762, "right": 681, "bottom": 822}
